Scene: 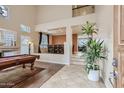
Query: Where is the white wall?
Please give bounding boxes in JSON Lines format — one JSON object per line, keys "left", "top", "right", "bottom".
{"left": 95, "top": 5, "right": 113, "bottom": 88}
{"left": 36, "top": 5, "right": 72, "bottom": 24}
{"left": 35, "top": 14, "right": 96, "bottom": 31}
{"left": 32, "top": 43, "right": 70, "bottom": 65}
{"left": 33, "top": 53, "right": 68, "bottom": 65}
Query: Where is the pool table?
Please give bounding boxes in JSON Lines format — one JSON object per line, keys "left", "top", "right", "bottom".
{"left": 0, "top": 54, "right": 39, "bottom": 71}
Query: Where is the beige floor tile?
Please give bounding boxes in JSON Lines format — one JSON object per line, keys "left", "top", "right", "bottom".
{"left": 41, "top": 64, "right": 106, "bottom": 88}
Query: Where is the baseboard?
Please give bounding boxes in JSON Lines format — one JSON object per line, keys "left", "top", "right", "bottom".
{"left": 36, "top": 59, "right": 69, "bottom": 65}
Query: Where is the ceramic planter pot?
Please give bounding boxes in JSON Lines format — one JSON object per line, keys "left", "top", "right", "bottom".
{"left": 88, "top": 70, "right": 100, "bottom": 81}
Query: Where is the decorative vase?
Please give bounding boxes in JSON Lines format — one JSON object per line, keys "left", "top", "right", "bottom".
{"left": 88, "top": 70, "right": 100, "bottom": 81}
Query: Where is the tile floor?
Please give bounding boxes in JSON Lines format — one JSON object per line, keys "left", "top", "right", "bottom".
{"left": 41, "top": 64, "right": 106, "bottom": 88}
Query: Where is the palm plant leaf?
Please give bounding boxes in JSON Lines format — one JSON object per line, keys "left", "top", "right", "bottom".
{"left": 81, "top": 21, "right": 98, "bottom": 37}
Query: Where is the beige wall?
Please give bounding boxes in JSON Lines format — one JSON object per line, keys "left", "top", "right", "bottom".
{"left": 0, "top": 5, "right": 39, "bottom": 53}
{"left": 0, "top": 5, "right": 114, "bottom": 87}
{"left": 52, "top": 35, "right": 66, "bottom": 45}
{"left": 0, "top": 5, "right": 72, "bottom": 53}
{"left": 95, "top": 5, "right": 113, "bottom": 88}
{"left": 36, "top": 5, "right": 72, "bottom": 24}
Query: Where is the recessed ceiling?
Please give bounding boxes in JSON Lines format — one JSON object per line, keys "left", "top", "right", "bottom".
{"left": 48, "top": 27, "right": 66, "bottom": 35}
{"left": 47, "top": 25, "right": 82, "bottom": 35}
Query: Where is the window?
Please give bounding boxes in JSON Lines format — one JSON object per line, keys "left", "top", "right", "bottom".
{"left": 0, "top": 5, "right": 8, "bottom": 17}
{"left": 78, "top": 38, "right": 88, "bottom": 52}
{"left": 78, "top": 38, "right": 88, "bottom": 47}
{"left": 40, "top": 34, "right": 48, "bottom": 48}
{"left": 3, "top": 31, "right": 16, "bottom": 47}
{"left": 20, "top": 24, "right": 31, "bottom": 33}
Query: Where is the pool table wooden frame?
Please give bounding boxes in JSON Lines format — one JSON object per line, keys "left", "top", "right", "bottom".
{"left": 0, "top": 54, "right": 39, "bottom": 71}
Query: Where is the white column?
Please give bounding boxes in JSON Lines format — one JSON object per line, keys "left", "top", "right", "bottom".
{"left": 65, "top": 25, "right": 72, "bottom": 65}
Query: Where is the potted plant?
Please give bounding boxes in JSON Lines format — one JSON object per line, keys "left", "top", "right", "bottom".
{"left": 81, "top": 21, "right": 106, "bottom": 81}
{"left": 85, "top": 39, "right": 106, "bottom": 81}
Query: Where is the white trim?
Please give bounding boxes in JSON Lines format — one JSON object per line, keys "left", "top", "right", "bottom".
{"left": 36, "top": 59, "right": 69, "bottom": 65}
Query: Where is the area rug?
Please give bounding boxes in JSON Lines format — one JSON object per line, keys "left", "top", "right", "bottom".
{"left": 0, "top": 65, "right": 45, "bottom": 88}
